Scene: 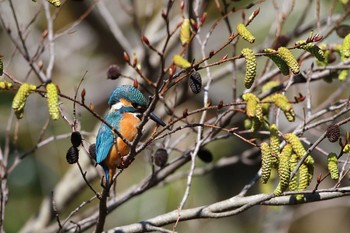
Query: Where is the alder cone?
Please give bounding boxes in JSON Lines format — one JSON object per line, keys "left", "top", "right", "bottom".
{"left": 326, "top": 125, "right": 340, "bottom": 143}
{"left": 154, "top": 148, "right": 168, "bottom": 167}
{"left": 71, "top": 131, "right": 82, "bottom": 147}
{"left": 66, "top": 146, "right": 79, "bottom": 164}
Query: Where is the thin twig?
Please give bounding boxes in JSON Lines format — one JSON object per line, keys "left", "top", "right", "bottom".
{"left": 43, "top": 0, "right": 54, "bottom": 81}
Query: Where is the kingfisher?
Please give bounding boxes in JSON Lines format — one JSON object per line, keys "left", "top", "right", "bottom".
{"left": 95, "top": 85, "right": 165, "bottom": 186}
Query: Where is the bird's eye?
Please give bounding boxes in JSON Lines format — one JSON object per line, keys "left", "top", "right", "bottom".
{"left": 132, "top": 103, "right": 145, "bottom": 112}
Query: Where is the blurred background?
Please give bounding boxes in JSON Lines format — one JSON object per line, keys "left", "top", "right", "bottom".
{"left": 1, "top": 0, "right": 350, "bottom": 232}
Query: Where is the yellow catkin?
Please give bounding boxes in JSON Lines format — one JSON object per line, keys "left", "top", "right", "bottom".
{"left": 47, "top": 0, "right": 61, "bottom": 7}
{"left": 241, "top": 48, "right": 257, "bottom": 89}
{"left": 173, "top": 54, "right": 191, "bottom": 69}
{"left": 296, "top": 40, "right": 325, "bottom": 62}
{"left": 236, "top": 23, "right": 255, "bottom": 43}
{"left": 269, "top": 124, "right": 280, "bottom": 158}
{"left": 260, "top": 169, "right": 278, "bottom": 194}
{"left": 242, "top": 93, "right": 259, "bottom": 118}
{"left": 327, "top": 152, "right": 339, "bottom": 180}
{"left": 284, "top": 133, "right": 306, "bottom": 159}
{"left": 338, "top": 70, "right": 348, "bottom": 81}
{"left": 255, "top": 104, "right": 264, "bottom": 122}
{"left": 273, "top": 183, "right": 283, "bottom": 196}
{"left": 272, "top": 93, "right": 291, "bottom": 110}
{"left": 343, "top": 144, "right": 350, "bottom": 153}
{"left": 295, "top": 163, "right": 309, "bottom": 201}
{"left": 342, "top": 34, "right": 350, "bottom": 58}
{"left": 274, "top": 144, "right": 292, "bottom": 196}
{"left": 284, "top": 111, "right": 296, "bottom": 122}
{"left": 289, "top": 154, "right": 298, "bottom": 191}
{"left": 316, "top": 44, "right": 331, "bottom": 66}
{"left": 0, "top": 81, "right": 12, "bottom": 90}
{"left": 304, "top": 155, "right": 315, "bottom": 165}
{"left": 12, "top": 83, "right": 37, "bottom": 119}
{"left": 250, "top": 117, "right": 261, "bottom": 132}
{"left": 271, "top": 93, "right": 296, "bottom": 122}
{"left": 277, "top": 47, "right": 300, "bottom": 74}
{"left": 335, "top": 42, "right": 349, "bottom": 81}
{"left": 261, "top": 81, "right": 280, "bottom": 93}
{"left": 305, "top": 156, "right": 314, "bottom": 184}
{"left": 263, "top": 48, "right": 290, "bottom": 76}
{"left": 261, "top": 142, "right": 273, "bottom": 184}
{"left": 180, "top": 19, "right": 191, "bottom": 45}
{"left": 46, "top": 82, "right": 60, "bottom": 120}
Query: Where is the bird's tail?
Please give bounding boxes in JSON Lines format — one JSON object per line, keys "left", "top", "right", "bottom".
{"left": 104, "top": 167, "right": 110, "bottom": 188}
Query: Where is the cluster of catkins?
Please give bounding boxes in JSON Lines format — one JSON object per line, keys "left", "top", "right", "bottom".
{"left": 5, "top": 82, "right": 60, "bottom": 120}
{"left": 236, "top": 22, "right": 349, "bottom": 199}
{"left": 237, "top": 23, "right": 350, "bottom": 87}
{"left": 260, "top": 129, "right": 315, "bottom": 200}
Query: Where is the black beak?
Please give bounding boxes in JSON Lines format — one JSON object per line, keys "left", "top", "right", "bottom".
{"left": 150, "top": 113, "right": 166, "bottom": 127}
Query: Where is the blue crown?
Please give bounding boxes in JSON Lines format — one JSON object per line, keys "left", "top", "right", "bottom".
{"left": 108, "top": 85, "right": 148, "bottom": 107}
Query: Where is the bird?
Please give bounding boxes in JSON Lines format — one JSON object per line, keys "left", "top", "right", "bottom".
{"left": 95, "top": 85, "right": 165, "bottom": 187}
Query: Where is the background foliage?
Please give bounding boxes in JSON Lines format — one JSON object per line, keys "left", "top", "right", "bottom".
{"left": 1, "top": 0, "right": 350, "bottom": 232}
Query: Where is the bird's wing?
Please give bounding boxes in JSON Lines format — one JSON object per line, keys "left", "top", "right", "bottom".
{"left": 95, "top": 122, "right": 114, "bottom": 164}
{"left": 96, "top": 111, "right": 121, "bottom": 164}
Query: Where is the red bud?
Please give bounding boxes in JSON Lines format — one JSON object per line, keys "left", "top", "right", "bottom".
{"left": 217, "top": 100, "right": 223, "bottom": 109}
{"left": 317, "top": 173, "right": 322, "bottom": 183}
{"left": 169, "top": 64, "right": 176, "bottom": 77}
{"left": 241, "top": 10, "right": 246, "bottom": 21}
{"left": 306, "top": 37, "right": 312, "bottom": 44}
{"left": 38, "top": 60, "right": 44, "bottom": 70}
{"left": 313, "top": 34, "right": 323, "bottom": 42}
{"left": 42, "top": 30, "right": 48, "bottom": 39}
{"left": 142, "top": 35, "right": 150, "bottom": 45}
{"left": 229, "top": 32, "right": 235, "bottom": 40}
{"left": 123, "top": 51, "right": 130, "bottom": 63}
{"left": 207, "top": 98, "right": 212, "bottom": 107}
{"left": 133, "top": 80, "right": 139, "bottom": 89}
{"left": 296, "top": 93, "right": 305, "bottom": 102}
{"left": 200, "top": 12, "right": 207, "bottom": 25}
{"left": 161, "top": 10, "right": 167, "bottom": 19}
{"left": 209, "top": 50, "right": 215, "bottom": 58}
{"left": 253, "top": 8, "right": 260, "bottom": 17}
{"left": 81, "top": 88, "right": 86, "bottom": 104}
{"left": 180, "top": 0, "right": 185, "bottom": 10}
{"left": 192, "top": 20, "right": 198, "bottom": 31}
{"left": 89, "top": 103, "right": 94, "bottom": 111}
{"left": 221, "top": 54, "right": 228, "bottom": 61}
{"left": 132, "top": 55, "right": 138, "bottom": 67}
{"left": 182, "top": 108, "right": 188, "bottom": 118}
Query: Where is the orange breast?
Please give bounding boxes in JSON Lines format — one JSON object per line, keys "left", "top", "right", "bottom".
{"left": 117, "top": 112, "right": 141, "bottom": 156}
{"left": 105, "top": 112, "right": 140, "bottom": 173}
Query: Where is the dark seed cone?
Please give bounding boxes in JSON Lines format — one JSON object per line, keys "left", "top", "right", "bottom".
{"left": 66, "top": 146, "right": 79, "bottom": 164}
{"left": 89, "top": 143, "right": 96, "bottom": 161}
{"left": 154, "top": 148, "right": 168, "bottom": 167}
{"left": 197, "top": 148, "right": 213, "bottom": 163}
{"left": 326, "top": 125, "right": 340, "bottom": 143}
{"left": 107, "top": 64, "right": 121, "bottom": 80}
{"left": 70, "top": 131, "right": 82, "bottom": 147}
{"left": 188, "top": 70, "right": 202, "bottom": 94}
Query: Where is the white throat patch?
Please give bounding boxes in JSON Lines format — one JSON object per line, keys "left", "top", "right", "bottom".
{"left": 110, "top": 102, "right": 124, "bottom": 113}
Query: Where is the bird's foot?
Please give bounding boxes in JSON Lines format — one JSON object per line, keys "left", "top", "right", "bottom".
{"left": 117, "top": 157, "right": 135, "bottom": 169}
